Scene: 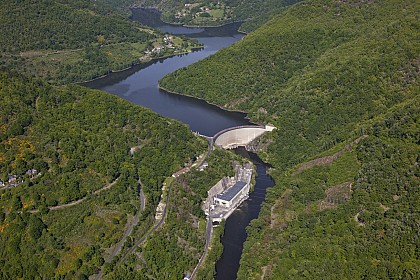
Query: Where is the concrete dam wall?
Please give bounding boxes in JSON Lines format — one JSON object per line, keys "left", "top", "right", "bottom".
{"left": 214, "top": 125, "right": 275, "bottom": 149}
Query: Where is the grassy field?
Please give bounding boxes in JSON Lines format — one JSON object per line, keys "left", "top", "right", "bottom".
{"left": 0, "top": 36, "right": 201, "bottom": 84}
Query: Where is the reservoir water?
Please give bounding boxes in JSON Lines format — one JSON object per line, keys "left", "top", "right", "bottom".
{"left": 84, "top": 9, "right": 274, "bottom": 279}
{"left": 84, "top": 10, "right": 251, "bottom": 136}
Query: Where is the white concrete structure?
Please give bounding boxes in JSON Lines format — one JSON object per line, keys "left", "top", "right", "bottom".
{"left": 204, "top": 164, "right": 254, "bottom": 224}
{"left": 214, "top": 181, "right": 249, "bottom": 208}
{"left": 214, "top": 125, "right": 275, "bottom": 149}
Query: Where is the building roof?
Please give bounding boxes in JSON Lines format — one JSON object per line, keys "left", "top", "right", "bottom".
{"left": 216, "top": 181, "right": 247, "bottom": 202}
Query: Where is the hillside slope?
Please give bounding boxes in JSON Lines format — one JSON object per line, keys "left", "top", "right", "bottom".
{"left": 0, "top": 0, "right": 150, "bottom": 52}
{"left": 159, "top": 0, "right": 419, "bottom": 278}
{"left": 0, "top": 0, "right": 201, "bottom": 83}
{"left": 0, "top": 72, "right": 205, "bottom": 279}
{"left": 160, "top": 0, "right": 419, "bottom": 168}
{"left": 142, "top": 0, "right": 301, "bottom": 28}
{"left": 239, "top": 95, "right": 420, "bottom": 279}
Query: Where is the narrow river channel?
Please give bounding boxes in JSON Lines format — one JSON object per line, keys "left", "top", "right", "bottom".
{"left": 215, "top": 147, "right": 275, "bottom": 279}
{"left": 84, "top": 9, "right": 274, "bottom": 279}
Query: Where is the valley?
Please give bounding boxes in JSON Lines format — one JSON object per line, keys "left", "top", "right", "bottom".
{"left": 1, "top": 0, "right": 419, "bottom": 279}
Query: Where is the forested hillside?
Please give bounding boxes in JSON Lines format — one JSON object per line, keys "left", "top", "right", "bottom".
{"left": 1, "top": 0, "right": 418, "bottom": 279}
{"left": 239, "top": 95, "right": 420, "bottom": 279}
{"left": 0, "top": 72, "right": 205, "bottom": 279}
{"left": 159, "top": 0, "right": 420, "bottom": 278}
{"left": 105, "top": 149, "right": 247, "bottom": 279}
{"left": 142, "top": 0, "right": 301, "bottom": 28}
{"left": 160, "top": 0, "right": 419, "bottom": 168}
{"left": 0, "top": 0, "right": 201, "bottom": 83}
{"left": 0, "top": 0, "right": 150, "bottom": 52}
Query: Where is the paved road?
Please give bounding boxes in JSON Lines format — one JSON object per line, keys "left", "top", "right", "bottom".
{"left": 96, "top": 140, "right": 213, "bottom": 279}
{"left": 107, "top": 187, "right": 145, "bottom": 261}
{"left": 117, "top": 136, "right": 212, "bottom": 263}
{"left": 95, "top": 183, "right": 145, "bottom": 280}
{"left": 139, "top": 187, "right": 145, "bottom": 212}
{"left": 119, "top": 178, "right": 173, "bottom": 263}
{"left": 198, "top": 137, "right": 213, "bottom": 169}
{"left": 191, "top": 218, "right": 213, "bottom": 279}
{"left": 28, "top": 178, "right": 119, "bottom": 214}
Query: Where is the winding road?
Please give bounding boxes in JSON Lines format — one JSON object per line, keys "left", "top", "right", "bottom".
{"left": 199, "top": 137, "right": 214, "bottom": 169}
{"left": 95, "top": 183, "right": 145, "bottom": 280}
{"left": 117, "top": 138, "right": 213, "bottom": 267}
{"left": 119, "top": 177, "right": 173, "bottom": 263}
{"left": 191, "top": 218, "right": 213, "bottom": 279}
{"left": 28, "top": 178, "right": 119, "bottom": 214}
{"left": 107, "top": 187, "right": 145, "bottom": 261}
{"left": 95, "top": 138, "right": 213, "bottom": 279}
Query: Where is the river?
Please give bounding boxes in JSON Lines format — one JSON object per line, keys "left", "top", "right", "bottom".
{"left": 84, "top": 9, "right": 274, "bottom": 279}
{"left": 83, "top": 9, "right": 251, "bottom": 137}
{"left": 215, "top": 147, "right": 275, "bottom": 279}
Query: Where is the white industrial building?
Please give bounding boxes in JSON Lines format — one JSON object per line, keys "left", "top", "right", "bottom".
{"left": 203, "top": 164, "right": 254, "bottom": 224}
{"left": 214, "top": 181, "right": 249, "bottom": 208}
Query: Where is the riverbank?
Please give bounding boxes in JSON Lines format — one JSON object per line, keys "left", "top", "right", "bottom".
{"left": 1, "top": 33, "right": 202, "bottom": 86}
{"left": 134, "top": 7, "right": 243, "bottom": 30}
{"left": 158, "top": 85, "right": 253, "bottom": 117}
{"left": 214, "top": 148, "right": 275, "bottom": 279}
{"left": 162, "top": 18, "right": 244, "bottom": 30}
{"left": 91, "top": 14, "right": 269, "bottom": 278}
{"left": 79, "top": 45, "right": 203, "bottom": 85}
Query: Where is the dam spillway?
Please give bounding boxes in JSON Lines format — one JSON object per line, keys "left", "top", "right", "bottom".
{"left": 200, "top": 124, "right": 275, "bottom": 224}
{"left": 213, "top": 125, "right": 275, "bottom": 149}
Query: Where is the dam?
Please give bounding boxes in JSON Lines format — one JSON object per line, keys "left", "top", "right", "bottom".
{"left": 201, "top": 124, "right": 276, "bottom": 224}
{"left": 213, "top": 124, "right": 276, "bottom": 149}
{"left": 89, "top": 11, "right": 276, "bottom": 280}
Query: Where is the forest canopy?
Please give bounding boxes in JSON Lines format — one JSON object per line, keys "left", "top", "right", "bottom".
{"left": 160, "top": 0, "right": 419, "bottom": 168}
{"left": 0, "top": 0, "right": 419, "bottom": 278}
{"left": 0, "top": 71, "right": 205, "bottom": 279}
{"left": 0, "top": 0, "right": 202, "bottom": 84}
{"left": 158, "top": 0, "right": 420, "bottom": 278}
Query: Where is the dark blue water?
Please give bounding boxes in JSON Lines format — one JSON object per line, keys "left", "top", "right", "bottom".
{"left": 84, "top": 10, "right": 250, "bottom": 137}
{"left": 84, "top": 9, "right": 273, "bottom": 280}
{"left": 215, "top": 147, "right": 275, "bottom": 279}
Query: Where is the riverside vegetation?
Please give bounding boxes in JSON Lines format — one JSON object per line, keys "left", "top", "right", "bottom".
{"left": 104, "top": 149, "right": 248, "bottom": 279}
{"left": 0, "top": 65, "right": 243, "bottom": 279}
{"left": 0, "top": 1, "right": 241, "bottom": 279}
{"left": 0, "top": 0, "right": 202, "bottom": 84}
{"left": 141, "top": 0, "right": 302, "bottom": 30}
{"left": 1, "top": 0, "right": 419, "bottom": 279}
{"left": 159, "top": 0, "right": 420, "bottom": 278}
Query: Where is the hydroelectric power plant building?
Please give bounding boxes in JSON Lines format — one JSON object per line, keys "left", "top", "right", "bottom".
{"left": 214, "top": 181, "right": 249, "bottom": 208}
{"left": 202, "top": 124, "right": 275, "bottom": 224}
{"left": 203, "top": 164, "right": 253, "bottom": 224}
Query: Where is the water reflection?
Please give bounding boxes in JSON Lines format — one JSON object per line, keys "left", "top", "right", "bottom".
{"left": 84, "top": 11, "right": 250, "bottom": 136}
{"left": 84, "top": 10, "right": 273, "bottom": 279}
